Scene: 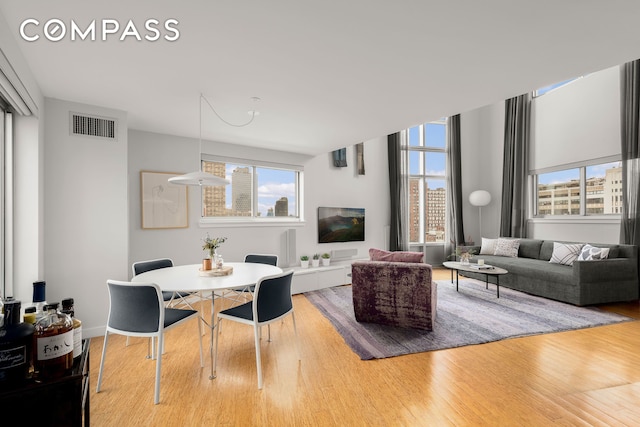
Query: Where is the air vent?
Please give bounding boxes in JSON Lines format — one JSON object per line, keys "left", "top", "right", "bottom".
{"left": 70, "top": 113, "right": 117, "bottom": 140}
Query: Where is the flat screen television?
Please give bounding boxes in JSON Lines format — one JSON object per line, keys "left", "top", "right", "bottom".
{"left": 318, "top": 207, "right": 365, "bottom": 243}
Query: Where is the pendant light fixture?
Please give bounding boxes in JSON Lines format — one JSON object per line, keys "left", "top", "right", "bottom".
{"left": 168, "top": 93, "right": 259, "bottom": 186}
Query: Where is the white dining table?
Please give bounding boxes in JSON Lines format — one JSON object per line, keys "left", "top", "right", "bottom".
{"left": 131, "top": 262, "right": 283, "bottom": 378}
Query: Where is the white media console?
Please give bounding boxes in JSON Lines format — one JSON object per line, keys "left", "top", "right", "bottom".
{"left": 286, "top": 258, "right": 365, "bottom": 294}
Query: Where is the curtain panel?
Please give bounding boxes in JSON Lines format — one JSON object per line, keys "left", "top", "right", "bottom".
{"left": 500, "top": 94, "right": 531, "bottom": 238}
{"left": 388, "top": 132, "right": 409, "bottom": 251}
{"left": 446, "top": 115, "right": 465, "bottom": 257}
{"left": 620, "top": 60, "right": 640, "bottom": 247}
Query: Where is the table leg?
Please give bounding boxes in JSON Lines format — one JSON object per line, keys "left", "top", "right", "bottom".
{"left": 497, "top": 276, "right": 500, "bottom": 298}
{"left": 485, "top": 274, "right": 489, "bottom": 289}
{"left": 456, "top": 270, "right": 459, "bottom": 292}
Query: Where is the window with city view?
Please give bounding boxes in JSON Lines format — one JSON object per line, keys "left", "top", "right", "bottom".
{"left": 201, "top": 159, "right": 301, "bottom": 220}
{"left": 406, "top": 119, "right": 447, "bottom": 244}
{"left": 535, "top": 161, "right": 622, "bottom": 216}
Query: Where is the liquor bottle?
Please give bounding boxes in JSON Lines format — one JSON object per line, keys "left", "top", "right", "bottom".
{"left": 61, "top": 298, "right": 82, "bottom": 359}
{"left": 34, "top": 303, "right": 73, "bottom": 380}
{"left": 31, "top": 281, "right": 47, "bottom": 320}
{"left": 0, "top": 300, "right": 35, "bottom": 389}
{"left": 23, "top": 306, "right": 37, "bottom": 325}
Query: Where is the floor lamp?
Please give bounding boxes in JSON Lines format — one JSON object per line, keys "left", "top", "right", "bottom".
{"left": 469, "top": 190, "right": 491, "bottom": 242}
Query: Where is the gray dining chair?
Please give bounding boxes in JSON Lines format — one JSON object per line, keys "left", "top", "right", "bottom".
{"left": 213, "top": 270, "right": 299, "bottom": 389}
{"left": 96, "top": 280, "right": 203, "bottom": 404}
{"left": 220, "top": 253, "right": 279, "bottom": 308}
{"left": 132, "top": 258, "right": 193, "bottom": 308}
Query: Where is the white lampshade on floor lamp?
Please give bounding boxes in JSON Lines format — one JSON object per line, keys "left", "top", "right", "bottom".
{"left": 469, "top": 190, "right": 491, "bottom": 241}
{"left": 169, "top": 94, "right": 259, "bottom": 186}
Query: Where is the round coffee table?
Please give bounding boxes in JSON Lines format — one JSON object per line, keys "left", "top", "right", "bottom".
{"left": 443, "top": 261, "right": 509, "bottom": 298}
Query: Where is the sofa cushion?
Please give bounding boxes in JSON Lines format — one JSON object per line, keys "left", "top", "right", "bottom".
{"left": 549, "top": 242, "right": 584, "bottom": 266}
{"left": 577, "top": 244, "right": 610, "bottom": 261}
{"left": 480, "top": 238, "right": 498, "bottom": 255}
{"left": 517, "top": 239, "right": 543, "bottom": 259}
{"left": 369, "top": 248, "right": 423, "bottom": 263}
{"left": 494, "top": 238, "right": 520, "bottom": 257}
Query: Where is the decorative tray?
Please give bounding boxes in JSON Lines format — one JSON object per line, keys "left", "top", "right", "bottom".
{"left": 199, "top": 265, "right": 233, "bottom": 276}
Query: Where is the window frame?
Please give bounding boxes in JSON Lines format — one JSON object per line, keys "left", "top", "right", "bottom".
{"left": 531, "top": 157, "right": 622, "bottom": 219}
{"left": 199, "top": 154, "right": 305, "bottom": 227}
{"left": 406, "top": 118, "right": 448, "bottom": 245}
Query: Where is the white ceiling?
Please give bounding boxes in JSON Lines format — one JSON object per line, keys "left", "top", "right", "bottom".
{"left": 2, "top": 1, "right": 640, "bottom": 156}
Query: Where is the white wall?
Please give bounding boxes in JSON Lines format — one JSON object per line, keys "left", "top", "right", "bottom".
{"left": 460, "top": 102, "right": 505, "bottom": 243}
{"left": 43, "top": 98, "right": 129, "bottom": 338}
{"left": 128, "top": 131, "right": 389, "bottom": 273}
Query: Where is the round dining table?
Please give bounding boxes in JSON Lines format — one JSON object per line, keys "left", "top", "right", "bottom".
{"left": 131, "top": 262, "right": 283, "bottom": 378}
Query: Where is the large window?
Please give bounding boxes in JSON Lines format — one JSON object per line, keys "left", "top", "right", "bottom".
{"left": 201, "top": 157, "right": 302, "bottom": 221}
{"left": 406, "top": 119, "right": 447, "bottom": 243}
{"left": 534, "top": 161, "right": 622, "bottom": 216}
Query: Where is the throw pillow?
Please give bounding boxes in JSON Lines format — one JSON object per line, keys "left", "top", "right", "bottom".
{"left": 577, "top": 244, "right": 610, "bottom": 261}
{"left": 480, "top": 238, "right": 497, "bottom": 255}
{"left": 493, "top": 238, "right": 520, "bottom": 258}
{"left": 549, "top": 242, "right": 584, "bottom": 266}
{"left": 369, "top": 248, "right": 424, "bottom": 263}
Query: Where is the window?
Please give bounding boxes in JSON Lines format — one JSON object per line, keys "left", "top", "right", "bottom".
{"left": 534, "top": 77, "right": 582, "bottom": 97}
{"left": 534, "top": 161, "right": 622, "bottom": 216}
{"left": 201, "top": 157, "right": 302, "bottom": 221}
{"left": 406, "top": 119, "right": 447, "bottom": 243}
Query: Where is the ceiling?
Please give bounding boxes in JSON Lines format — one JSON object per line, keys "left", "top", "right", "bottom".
{"left": 2, "top": 1, "right": 640, "bottom": 156}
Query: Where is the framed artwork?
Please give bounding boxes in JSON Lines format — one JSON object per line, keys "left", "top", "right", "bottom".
{"left": 140, "top": 171, "right": 189, "bottom": 229}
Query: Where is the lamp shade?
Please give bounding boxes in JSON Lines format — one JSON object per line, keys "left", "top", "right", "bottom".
{"left": 469, "top": 190, "right": 491, "bottom": 207}
{"left": 168, "top": 171, "right": 229, "bottom": 186}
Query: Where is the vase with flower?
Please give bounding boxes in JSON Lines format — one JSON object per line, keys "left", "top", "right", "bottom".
{"left": 202, "top": 234, "right": 226, "bottom": 270}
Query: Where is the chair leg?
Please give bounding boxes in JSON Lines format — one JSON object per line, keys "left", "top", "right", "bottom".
{"left": 267, "top": 324, "right": 271, "bottom": 342}
{"left": 291, "top": 311, "right": 301, "bottom": 360}
{"left": 197, "top": 315, "right": 204, "bottom": 368}
{"left": 212, "top": 318, "right": 221, "bottom": 380}
{"left": 96, "top": 332, "right": 110, "bottom": 393}
{"left": 154, "top": 333, "right": 162, "bottom": 405}
{"left": 254, "top": 324, "right": 263, "bottom": 389}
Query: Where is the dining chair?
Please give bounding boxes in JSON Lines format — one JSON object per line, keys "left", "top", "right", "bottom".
{"left": 96, "top": 280, "right": 203, "bottom": 404}
{"left": 221, "top": 253, "right": 279, "bottom": 307}
{"left": 213, "top": 270, "right": 299, "bottom": 389}
{"left": 132, "top": 258, "right": 192, "bottom": 308}
{"left": 131, "top": 258, "right": 198, "bottom": 352}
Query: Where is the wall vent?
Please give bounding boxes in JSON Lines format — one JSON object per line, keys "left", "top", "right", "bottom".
{"left": 70, "top": 112, "right": 117, "bottom": 140}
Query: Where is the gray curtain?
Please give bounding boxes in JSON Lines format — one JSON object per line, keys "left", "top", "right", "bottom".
{"left": 500, "top": 93, "right": 531, "bottom": 238}
{"left": 388, "top": 132, "right": 409, "bottom": 251}
{"left": 446, "top": 115, "right": 465, "bottom": 255}
{"left": 620, "top": 60, "right": 640, "bottom": 246}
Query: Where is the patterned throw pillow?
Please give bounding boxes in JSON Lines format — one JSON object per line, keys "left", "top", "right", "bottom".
{"left": 480, "top": 238, "right": 497, "bottom": 255}
{"left": 369, "top": 248, "right": 424, "bottom": 263}
{"left": 577, "top": 244, "right": 610, "bottom": 261}
{"left": 549, "top": 242, "right": 584, "bottom": 266}
{"left": 493, "top": 238, "right": 520, "bottom": 257}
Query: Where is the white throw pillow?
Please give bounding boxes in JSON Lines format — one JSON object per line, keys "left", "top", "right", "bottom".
{"left": 493, "top": 238, "right": 520, "bottom": 258}
{"left": 577, "top": 244, "right": 610, "bottom": 261}
{"left": 549, "top": 242, "right": 584, "bottom": 266}
{"left": 480, "top": 238, "right": 497, "bottom": 255}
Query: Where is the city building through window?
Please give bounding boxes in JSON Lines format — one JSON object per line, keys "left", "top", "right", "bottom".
{"left": 201, "top": 159, "right": 301, "bottom": 220}
{"left": 406, "top": 119, "right": 447, "bottom": 244}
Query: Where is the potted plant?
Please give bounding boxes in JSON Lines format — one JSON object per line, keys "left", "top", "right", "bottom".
{"left": 300, "top": 255, "right": 309, "bottom": 268}
{"left": 321, "top": 252, "right": 331, "bottom": 266}
{"left": 312, "top": 253, "right": 320, "bottom": 268}
{"left": 449, "top": 246, "right": 476, "bottom": 265}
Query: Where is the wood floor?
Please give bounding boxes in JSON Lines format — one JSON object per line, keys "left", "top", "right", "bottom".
{"left": 89, "top": 268, "right": 640, "bottom": 426}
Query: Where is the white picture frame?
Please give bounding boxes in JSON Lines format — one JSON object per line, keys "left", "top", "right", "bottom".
{"left": 140, "top": 171, "right": 189, "bottom": 229}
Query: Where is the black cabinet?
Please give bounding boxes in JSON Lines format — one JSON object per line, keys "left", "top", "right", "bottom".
{"left": 0, "top": 338, "right": 90, "bottom": 426}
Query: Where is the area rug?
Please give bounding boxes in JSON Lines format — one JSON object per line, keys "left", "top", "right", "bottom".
{"left": 304, "top": 280, "right": 633, "bottom": 360}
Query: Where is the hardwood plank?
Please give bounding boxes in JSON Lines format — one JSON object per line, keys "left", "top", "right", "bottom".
{"left": 89, "top": 267, "right": 640, "bottom": 426}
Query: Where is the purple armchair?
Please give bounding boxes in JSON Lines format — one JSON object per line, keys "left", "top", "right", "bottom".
{"left": 351, "top": 260, "right": 436, "bottom": 331}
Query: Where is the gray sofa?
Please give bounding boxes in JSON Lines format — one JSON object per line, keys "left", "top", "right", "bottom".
{"left": 460, "top": 238, "right": 639, "bottom": 306}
